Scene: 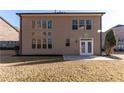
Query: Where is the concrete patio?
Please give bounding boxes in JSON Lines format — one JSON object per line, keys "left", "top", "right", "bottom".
{"left": 63, "top": 55, "right": 123, "bottom": 61}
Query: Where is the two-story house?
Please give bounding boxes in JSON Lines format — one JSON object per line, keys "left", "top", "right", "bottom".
{"left": 0, "top": 17, "right": 19, "bottom": 49}
{"left": 17, "top": 12, "right": 105, "bottom": 55}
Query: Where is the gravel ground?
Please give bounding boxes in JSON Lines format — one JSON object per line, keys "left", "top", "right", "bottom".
{"left": 0, "top": 60, "right": 124, "bottom": 82}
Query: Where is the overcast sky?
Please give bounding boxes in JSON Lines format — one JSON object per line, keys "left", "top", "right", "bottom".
{"left": 0, "top": 0, "right": 124, "bottom": 32}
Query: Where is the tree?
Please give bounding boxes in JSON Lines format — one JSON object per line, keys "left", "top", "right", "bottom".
{"left": 104, "top": 29, "right": 116, "bottom": 56}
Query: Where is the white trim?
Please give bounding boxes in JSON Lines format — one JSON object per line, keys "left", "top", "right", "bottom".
{"left": 80, "top": 38, "right": 94, "bottom": 55}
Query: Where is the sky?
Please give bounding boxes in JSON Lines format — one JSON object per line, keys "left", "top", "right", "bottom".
{"left": 0, "top": 0, "right": 124, "bottom": 32}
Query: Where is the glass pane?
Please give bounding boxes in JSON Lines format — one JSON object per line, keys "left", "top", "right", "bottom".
{"left": 48, "top": 20, "right": 52, "bottom": 29}
{"left": 48, "top": 32, "right": 52, "bottom": 37}
{"left": 42, "top": 20, "right": 46, "bottom": 29}
{"left": 86, "top": 25, "right": 92, "bottom": 30}
{"left": 79, "top": 20, "right": 85, "bottom": 28}
{"left": 72, "top": 25, "right": 78, "bottom": 30}
{"left": 86, "top": 20, "right": 91, "bottom": 25}
{"left": 72, "top": 20, "right": 78, "bottom": 25}
{"left": 88, "top": 42, "right": 92, "bottom": 53}
{"left": 81, "top": 42, "right": 85, "bottom": 53}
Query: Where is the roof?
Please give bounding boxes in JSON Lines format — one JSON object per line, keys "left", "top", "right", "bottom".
{"left": 16, "top": 12, "right": 105, "bottom": 16}
{"left": 113, "top": 24, "right": 124, "bottom": 28}
{"left": 0, "top": 16, "right": 19, "bottom": 32}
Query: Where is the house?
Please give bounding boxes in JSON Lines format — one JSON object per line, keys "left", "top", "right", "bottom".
{"left": 17, "top": 12, "right": 105, "bottom": 55}
{"left": 0, "top": 17, "right": 19, "bottom": 49}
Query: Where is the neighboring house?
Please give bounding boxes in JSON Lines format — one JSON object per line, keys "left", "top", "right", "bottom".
{"left": 17, "top": 12, "right": 105, "bottom": 55}
{"left": 103, "top": 24, "right": 124, "bottom": 51}
{"left": 113, "top": 25, "right": 124, "bottom": 51}
{"left": 0, "top": 17, "right": 19, "bottom": 49}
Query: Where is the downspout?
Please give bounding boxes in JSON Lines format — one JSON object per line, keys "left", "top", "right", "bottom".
{"left": 19, "top": 15, "right": 22, "bottom": 55}
{"left": 100, "top": 15, "right": 102, "bottom": 56}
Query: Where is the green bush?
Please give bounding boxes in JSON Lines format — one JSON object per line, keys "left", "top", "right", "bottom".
{"left": 104, "top": 29, "right": 116, "bottom": 56}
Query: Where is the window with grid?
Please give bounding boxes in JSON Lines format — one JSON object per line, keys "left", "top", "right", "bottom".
{"left": 42, "top": 20, "right": 47, "bottom": 29}
{"left": 32, "top": 39, "right": 36, "bottom": 49}
{"left": 37, "top": 39, "right": 41, "bottom": 49}
{"left": 43, "top": 39, "right": 47, "bottom": 49}
{"left": 48, "top": 38, "right": 52, "bottom": 49}
{"left": 48, "top": 20, "right": 52, "bottom": 29}
{"left": 37, "top": 20, "right": 42, "bottom": 28}
{"left": 72, "top": 20, "right": 78, "bottom": 30}
{"left": 79, "top": 20, "right": 85, "bottom": 29}
{"left": 86, "top": 20, "right": 92, "bottom": 30}
{"left": 65, "top": 39, "right": 70, "bottom": 47}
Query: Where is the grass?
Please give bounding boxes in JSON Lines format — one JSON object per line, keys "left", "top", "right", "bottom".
{"left": 0, "top": 60, "right": 124, "bottom": 82}
{"left": 0, "top": 56, "right": 63, "bottom": 63}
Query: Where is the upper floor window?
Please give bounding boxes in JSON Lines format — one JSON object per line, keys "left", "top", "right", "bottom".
{"left": 32, "top": 39, "right": 36, "bottom": 49}
{"left": 32, "top": 20, "right": 36, "bottom": 29}
{"left": 86, "top": 20, "right": 92, "bottom": 30}
{"left": 48, "top": 20, "right": 52, "bottom": 29}
{"left": 42, "top": 20, "right": 47, "bottom": 29}
{"left": 72, "top": 20, "right": 78, "bottom": 30}
{"left": 48, "top": 38, "right": 52, "bottom": 49}
{"left": 79, "top": 20, "right": 85, "bottom": 29}
{"left": 37, "top": 39, "right": 41, "bottom": 49}
{"left": 65, "top": 39, "right": 70, "bottom": 47}
{"left": 37, "top": 20, "right": 42, "bottom": 28}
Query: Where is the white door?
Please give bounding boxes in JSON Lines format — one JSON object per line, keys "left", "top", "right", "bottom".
{"left": 80, "top": 39, "right": 93, "bottom": 55}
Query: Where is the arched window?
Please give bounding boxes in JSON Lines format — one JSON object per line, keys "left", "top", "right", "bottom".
{"left": 37, "top": 39, "right": 41, "bottom": 49}
{"left": 32, "top": 39, "right": 36, "bottom": 49}
{"left": 48, "top": 38, "right": 52, "bottom": 49}
{"left": 43, "top": 39, "right": 47, "bottom": 49}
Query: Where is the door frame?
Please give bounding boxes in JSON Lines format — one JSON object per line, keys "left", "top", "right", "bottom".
{"left": 80, "top": 38, "right": 94, "bottom": 55}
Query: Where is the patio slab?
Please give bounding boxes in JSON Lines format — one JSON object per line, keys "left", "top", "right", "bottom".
{"left": 63, "top": 55, "right": 116, "bottom": 61}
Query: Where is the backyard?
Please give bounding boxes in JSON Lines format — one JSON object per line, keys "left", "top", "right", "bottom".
{"left": 0, "top": 55, "right": 124, "bottom": 82}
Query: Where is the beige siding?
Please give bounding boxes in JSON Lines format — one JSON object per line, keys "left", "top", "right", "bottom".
{"left": 21, "top": 15, "right": 101, "bottom": 55}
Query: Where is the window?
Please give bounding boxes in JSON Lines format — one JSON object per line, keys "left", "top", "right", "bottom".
{"left": 42, "top": 20, "right": 47, "bottom": 29}
{"left": 79, "top": 20, "right": 85, "bottom": 29}
{"left": 32, "top": 39, "right": 36, "bottom": 49}
{"left": 43, "top": 39, "right": 47, "bottom": 49}
{"left": 65, "top": 39, "right": 70, "bottom": 47}
{"left": 86, "top": 20, "right": 92, "bottom": 30}
{"left": 48, "top": 38, "right": 52, "bottom": 49}
{"left": 37, "top": 20, "right": 42, "bottom": 28}
{"left": 32, "top": 20, "right": 36, "bottom": 28}
{"left": 48, "top": 32, "right": 52, "bottom": 37}
{"left": 48, "top": 20, "right": 52, "bottom": 29}
{"left": 37, "top": 39, "right": 41, "bottom": 49}
{"left": 72, "top": 20, "right": 78, "bottom": 30}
